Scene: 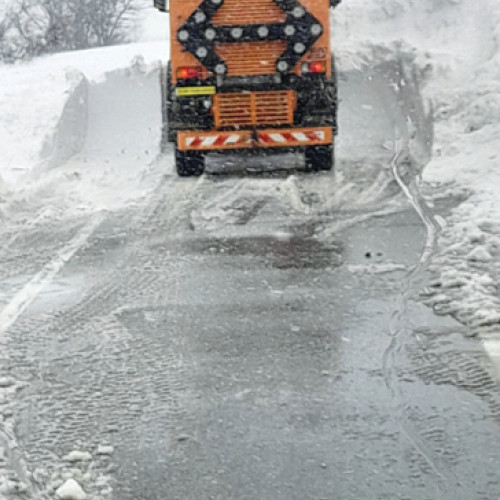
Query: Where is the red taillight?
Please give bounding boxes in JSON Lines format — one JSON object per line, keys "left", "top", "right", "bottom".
{"left": 307, "top": 61, "right": 326, "bottom": 74}
{"left": 302, "top": 61, "right": 326, "bottom": 74}
{"left": 176, "top": 66, "right": 203, "bottom": 80}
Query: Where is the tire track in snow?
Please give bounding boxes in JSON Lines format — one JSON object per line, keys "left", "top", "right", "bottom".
{"left": 482, "top": 339, "right": 500, "bottom": 380}
{"left": 143, "top": 171, "right": 208, "bottom": 232}
{"left": 0, "top": 216, "right": 103, "bottom": 341}
{"left": 2, "top": 172, "right": 207, "bottom": 499}
{"left": 0, "top": 215, "right": 102, "bottom": 500}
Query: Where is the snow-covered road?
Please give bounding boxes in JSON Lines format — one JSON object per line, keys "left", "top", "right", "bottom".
{"left": 1, "top": 0, "right": 500, "bottom": 496}
{"left": 0, "top": 34, "right": 499, "bottom": 499}
{"left": 1, "top": 172, "right": 499, "bottom": 500}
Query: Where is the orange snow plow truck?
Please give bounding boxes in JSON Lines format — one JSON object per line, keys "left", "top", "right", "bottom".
{"left": 154, "top": 0, "right": 341, "bottom": 176}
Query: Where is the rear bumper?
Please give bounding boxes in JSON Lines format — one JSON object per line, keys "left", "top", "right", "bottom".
{"left": 177, "top": 127, "right": 332, "bottom": 151}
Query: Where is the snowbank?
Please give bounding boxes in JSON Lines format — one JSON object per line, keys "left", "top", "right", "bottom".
{"left": 334, "top": 0, "right": 500, "bottom": 336}
{"left": 39, "top": 70, "right": 89, "bottom": 171}
{"left": 0, "top": 42, "right": 168, "bottom": 215}
{"left": 44, "top": 56, "right": 164, "bottom": 213}
{"left": 0, "top": 42, "right": 167, "bottom": 183}
{"left": 0, "top": 60, "right": 69, "bottom": 186}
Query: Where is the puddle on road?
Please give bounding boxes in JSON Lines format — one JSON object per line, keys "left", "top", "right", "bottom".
{"left": 187, "top": 234, "right": 343, "bottom": 270}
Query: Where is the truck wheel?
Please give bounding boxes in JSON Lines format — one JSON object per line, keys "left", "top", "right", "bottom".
{"left": 304, "top": 145, "right": 334, "bottom": 172}
{"left": 175, "top": 149, "right": 205, "bottom": 177}
{"left": 166, "top": 63, "right": 178, "bottom": 143}
{"left": 161, "top": 62, "right": 177, "bottom": 152}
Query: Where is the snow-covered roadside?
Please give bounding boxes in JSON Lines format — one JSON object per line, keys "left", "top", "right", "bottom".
{"left": 0, "top": 41, "right": 165, "bottom": 183}
{"left": 0, "top": 43, "right": 171, "bottom": 500}
{"left": 0, "top": 41, "right": 168, "bottom": 221}
{"left": 420, "top": 50, "right": 500, "bottom": 334}
{"left": 334, "top": 0, "right": 500, "bottom": 337}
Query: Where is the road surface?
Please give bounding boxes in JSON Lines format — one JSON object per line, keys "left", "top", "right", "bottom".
{"left": 0, "top": 58, "right": 499, "bottom": 500}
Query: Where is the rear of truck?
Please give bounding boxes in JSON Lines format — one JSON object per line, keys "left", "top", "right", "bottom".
{"left": 155, "top": 0, "right": 339, "bottom": 176}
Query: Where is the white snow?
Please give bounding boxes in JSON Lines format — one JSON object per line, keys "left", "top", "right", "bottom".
{"left": 63, "top": 451, "right": 92, "bottom": 462}
{"left": 56, "top": 478, "right": 87, "bottom": 500}
{"left": 0, "top": 377, "right": 15, "bottom": 388}
{"left": 334, "top": 0, "right": 500, "bottom": 336}
{"left": 467, "top": 246, "right": 492, "bottom": 263}
{"left": 0, "top": 41, "right": 168, "bottom": 217}
{"left": 348, "top": 263, "right": 407, "bottom": 275}
{"left": 96, "top": 445, "right": 115, "bottom": 456}
{"left": 137, "top": 1, "right": 170, "bottom": 42}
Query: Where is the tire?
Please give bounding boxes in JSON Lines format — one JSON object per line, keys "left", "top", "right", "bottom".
{"left": 304, "top": 145, "right": 334, "bottom": 172}
{"left": 160, "top": 62, "right": 176, "bottom": 153}
{"left": 166, "top": 63, "right": 177, "bottom": 144}
{"left": 175, "top": 149, "right": 205, "bottom": 177}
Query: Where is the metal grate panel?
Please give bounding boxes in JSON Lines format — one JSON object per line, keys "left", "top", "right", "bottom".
{"left": 212, "top": 0, "right": 286, "bottom": 25}
{"left": 214, "top": 93, "right": 253, "bottom": 127}
{"left": 214, "top": 90, "right": 295, "bottom": 128}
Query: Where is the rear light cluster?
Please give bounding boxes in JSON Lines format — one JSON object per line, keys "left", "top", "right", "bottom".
{"left": 177, "top": 66, "right": 203, "bottom": 80}
{"left": 177, "top": 61, "right": 326, "bottom": 80}
{"left": 176, "top": 0, "right": 324, "bottom": 76}
{"left": 301, "top": 61, "right": 326, "bottom": 74}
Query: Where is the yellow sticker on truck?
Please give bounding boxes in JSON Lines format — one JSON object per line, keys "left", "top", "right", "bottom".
{"left": 176, "top": 86, "right": 216, "bottom": 97}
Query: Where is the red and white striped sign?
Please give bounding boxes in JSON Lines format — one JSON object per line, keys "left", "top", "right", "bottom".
{"left": 185, "top": 133, "right": 251, "bottom": 148}
{"left": 258, "top": 130, "right": 325, "bottom": 144}
{"left": 178, "top": 127, "right": 331, "bottom": 151}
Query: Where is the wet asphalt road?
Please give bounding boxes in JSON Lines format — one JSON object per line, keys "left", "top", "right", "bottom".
{"left": 0, "top": 61, "right": 499, "bottom": 500}
{"left": 1, "top": 177, "right": 499, "bottom": 500}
